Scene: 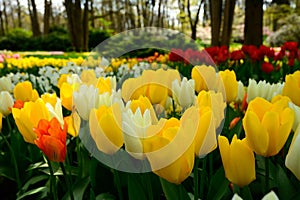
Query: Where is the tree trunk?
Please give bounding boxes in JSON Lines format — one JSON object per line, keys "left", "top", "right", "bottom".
{"left": 90, "top": 0, "right": 95, "bottom": 28}
{"left": 296, "top": 0, "right": 300, "bottom": 14}
{"left": 187, "top": 0, "right": 202, "bottom": 40}
{"left": 83, "top": 0, "right": 89, "bottom": 51}
{"left": 8, "top": 1, "right": 16, "bottom": 28}
{"left": 0, "top": 10, "right": 5, "bottom": 35}
{"left": 221, "top": 0, "right": 236, "bottom": 46}
{"left": 30, "top": 0, "right": 41, "bottom": 37}
{"left": 44, "top": 0, "right": 51, "bottom": 35}
{"left": 210, "top": 0, "right": 222, "bottom": 46}
{"left": 3, "top": 1, "right": 8, "bottom": 32}
{"left": 16, "top": 0, "right": 22, "bottom": 28}
{"left": 136, "top": 0, "right": 142, "bottom": 27}
{"left": 64, "top": 0, "right": 84, "bottom": 51}
{"left": 244, "top": 0, "right": 263, "bottom": 46}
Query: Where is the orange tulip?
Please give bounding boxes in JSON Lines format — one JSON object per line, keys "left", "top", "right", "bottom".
{"left": 34, "top": 118, "right": 67, "bottom": 162}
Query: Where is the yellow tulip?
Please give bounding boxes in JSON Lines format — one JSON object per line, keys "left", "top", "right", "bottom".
{"left": 80, "top": 70, "right": 98, "bottom": 86}
{"left": 60, "top": 82, "right": 74, "bottom": 111}
{"left": 14, "top": 81, "right": 39, "bottom": 102}
{"left": 219, "top": 70, "right": 238, "bottom": 103}
{"left": 143, "top": 117, "right": 195, "bottom": 184}
{"left": 121, "top": 69, "right": 169, "bottom": 105}
{"left": 64, "top": 112, "right": 80, "bottom": 137}
{"left": 283, "top": 71, "right": 300, "bottom": 106}
{"left": 191, "top": 65, "right": 217, "bottom": 93}
{"left": 12, "top": 99, "right": 50, "bottom": 144}
{"left": 89, "top": 103, "right": 123, "bottom": 154}
{"left": 196, "top": 90, "right": 226, "bottom": 129}
{"left": 243, "top": 97, "right": 294, "bottom": 157}
{"left": 143, "top": 107, "right": 198, "bottom": 184}
{"left": 41, "top": 93, "right": 57, "bottom": 108}
{"left": 57, "top": 74, "right": 68, "bottom": 89}
{"left": 218, "top": 135, "right": 256, "bottom": 187}
{"left": 194, "top": 106, "right": 217, "bottom": 157}
{"left": 96, "top": 76, "right": 116, "bottom": 94}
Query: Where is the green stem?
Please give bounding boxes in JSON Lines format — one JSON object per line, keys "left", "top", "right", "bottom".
{"left": 233, "top": 184, "right": 240, "bottom": 195}
{"left": 60, "top": 162, "right": 74, "bottom": 200}
{"left": 145, "top": 173, "right": 153, "bottom": 200}
{"left": 265, "top": 157, "right": 269, "bottom": 194}
{"left": 194, "top": 157, "right": 200, "bottom": 200}
{"left": 47, "top": 158, "right": 58, "bottom": 200}
{"left": 199, "top": 157, "right": 207, "bottom": 200}
{"left": 114, "top": 169, "right": 124, "bottom": 200}
{"left": 3, "top": 117, "right": 21, "bottom": 190}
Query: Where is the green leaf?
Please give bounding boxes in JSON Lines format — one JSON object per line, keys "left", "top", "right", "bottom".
{"left": 95, "top": 193, "right": 116, "bottom": 200}
{"left": 160, "top": 177, "right": 191, "bottom": 200}
{"left": 0, "top": 164, "right": 16, "bottom": 181}
{"left": 276, "top": 163, "right": 297, "bottom": 199}
{"left": 62, "top": 176, "right": 90, "bottom": 200}
{"left": 207, "top": 167, "right": 230, "bottom": 200}
{"left": 16, "top": 186, "right": 47, "bottom": 200}
{"left": 127, "top": 173, "right": 148, "bottom": 200}
{"left": 19, "top": 175, "right": 48, "bottom": 194}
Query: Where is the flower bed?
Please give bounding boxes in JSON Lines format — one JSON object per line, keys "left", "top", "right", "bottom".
{"left": 1, "top": 43, "right": 300, "bottom": 200}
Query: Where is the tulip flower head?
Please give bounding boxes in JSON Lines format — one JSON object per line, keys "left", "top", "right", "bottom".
{"left": 218, "top": 135, "right": 256, "bottom": 187}
{"left": 34, "top": 117, "right": 67, "bottom": 163}
{"left": 89, "top": 104, "right": 123, "bottom": 155}
{"left": 14, "top": 81, "right": 39, "bottom": 102}
{"left": 122, "top": 105, "right": 152, "bottom": 159}
{"left": 73, "top": 84, "right": 99, "bottom": 121}
{"left": 219, "top": 70, "right": 238, "bottom": 103}
{"left": 282, "top": 71, "right": 300, "bottom": 106}
{"left": 0, "top": 91, "right": 14, "bottom": 116}
{"left": 143, "top": 107, "right": 198, "bottom": 184}
{"left": 191, "top": 65, "right": 217, "bottom": 93}
{"left": 0, "top": 77, "right": 13, "bottom": 93}
{"left": 285, "top": 124, "right": 300, "bottom": 180}
{"left": 243, "top": 97, "right": 294, "bottom": 157}
{"left": 172, "top": 77, "right": 195, "bottom": 109}
{"left": 12, "top": 99, "right": 51, "bottom": 144}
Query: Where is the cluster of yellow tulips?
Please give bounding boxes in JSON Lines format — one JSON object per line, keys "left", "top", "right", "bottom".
{"left": 1, "top": 62, "right": 300, "bottom": 199}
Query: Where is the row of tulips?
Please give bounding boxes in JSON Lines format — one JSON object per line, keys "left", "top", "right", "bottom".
{"left": 168, "top": 42, "right": 300, "bottom": 85}
{"left": 1, "top": 56, "right": 300, "bottom": 199}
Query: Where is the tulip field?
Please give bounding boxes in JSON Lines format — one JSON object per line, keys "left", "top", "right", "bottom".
{"left": 1, "top": 42, "right": 300, "bottom": 200}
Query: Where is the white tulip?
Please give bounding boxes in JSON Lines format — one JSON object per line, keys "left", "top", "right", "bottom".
{"left": 0, "top": 91, "right": 14, "bottom": 116}
{"left": 73, "top": 84, "right": 99, "bottom": 120}
{"left": 288, "top": 101, "right": 300, "bottom": 131}
{"left": 261, "top": 191, "right": 279, "bottom": 200}
{"left": 122, "top": 107, "right": 151, "bottom": 159}
{"left": 236, "top": 81, "right": 245, "bottom": 102}
{"left": 172, "top": 77, "right": 195, "bottom": 109}
{"left": 0, "top": 77, "right": 13, "bottom": 93}
{"left": 286, "top": 123, "right": 300, "bottom": 181}
{"left": 247, "top": 79, "right": 284, "bottom": 103}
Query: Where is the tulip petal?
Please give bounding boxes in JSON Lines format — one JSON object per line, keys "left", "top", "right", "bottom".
{"left": 262, "top": 111, "right": 279, "bottom": 156}
{"left": 230, "top": 137, "right": 255, "bottom": 187}
{"left": 243, "top": 110, "right": 269, "bottom": 156}
{"left": 286, "top": 125, "right": 300, "bottom": 180}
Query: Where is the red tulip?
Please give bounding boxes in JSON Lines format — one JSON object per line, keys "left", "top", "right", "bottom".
{"left": 262, "top": 62, "right": 274, "bottom": 74}
{"left": 34, "top": 118, "right": 67, "bottom": 162}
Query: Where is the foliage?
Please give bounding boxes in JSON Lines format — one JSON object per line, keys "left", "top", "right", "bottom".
{"left": 0, "top": 27, "right": 112, "bottom": 52}
{"left": 266, "top": 14, "right": 300, "bottom": 46}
